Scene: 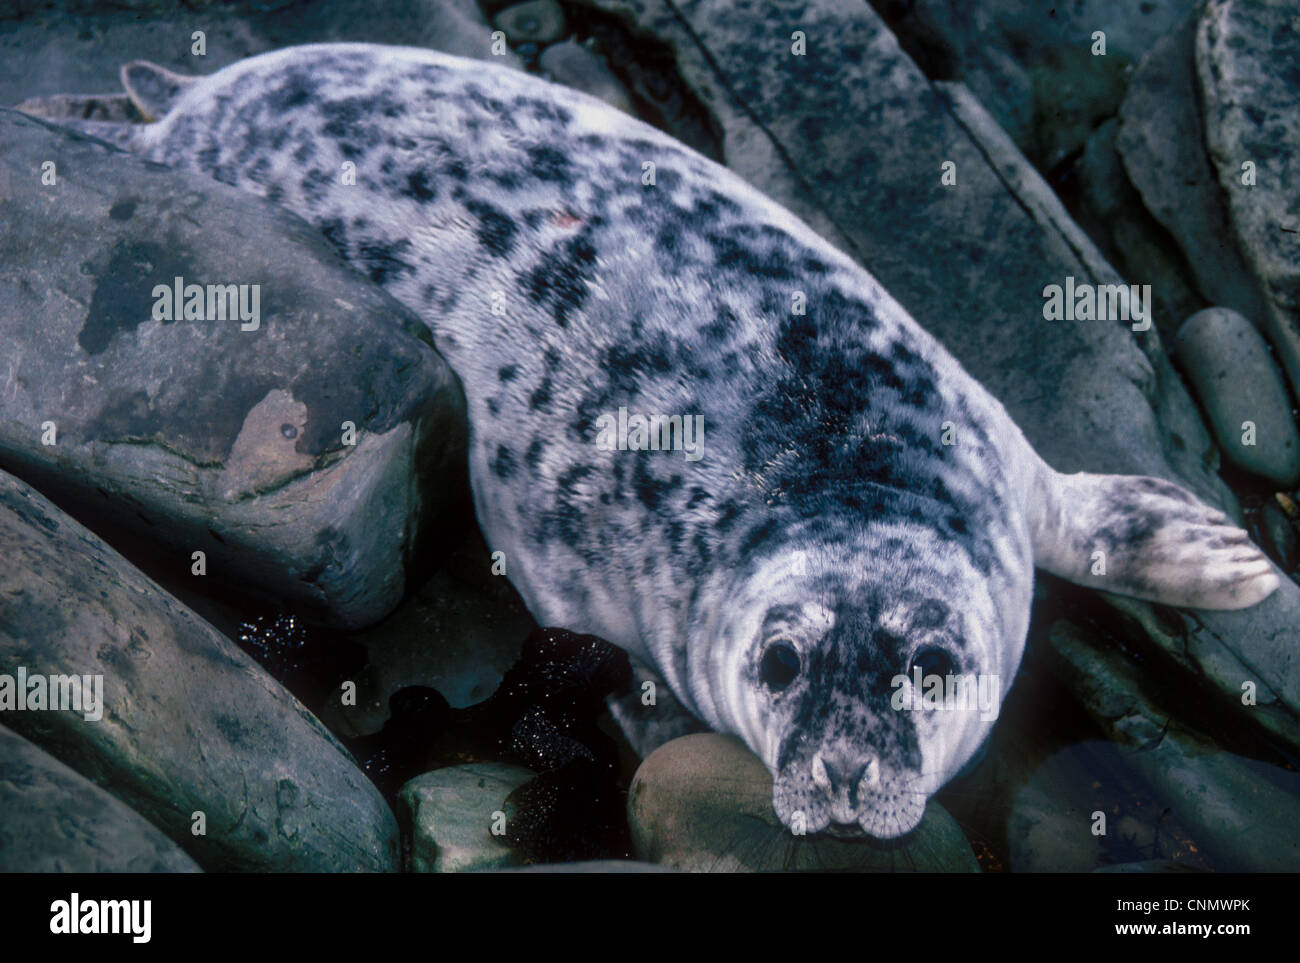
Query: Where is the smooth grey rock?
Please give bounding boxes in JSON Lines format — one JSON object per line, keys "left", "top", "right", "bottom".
{"left": 1007, "top": 741, "right": 1206, "bottom": 872}
{"left": 874, "top": 0, "right": 1198, "bottom": 167}
{"left": 1197, "top": 0, "right": 1300, "bottom": 402}
{"left": 0, "top": 108, "right": 467, "bottom": 629}
{"left": 422, "top": 0, "right": 526, "bottom": 67}
{"left": 319, "top": 527, "right": 536, "bottom": 738}
{"left": 1175, "top": 307, "right": 1300, "bottom": 486}
{"left": 1047, "top": 620, "right": 1300, "bottom": 872}
{"left": 0, "top": 469, "right": 398, "bottom": 872}
{"left": 494, "top": 0, "right": 567, "bottom": 46}
{"left": 540, "top": 41, "right": 635, "bottom": 114}
{"left": 1117, "top": 16, "right": 1268, "bottom": 325}
{"left": 1076, "top": 118, "right": 1203, "bottom": 342}
{"left": 628, "top": 734, "right": 978, "bottom": 872}
{"left": 1095, "top": 860, "right": 1203, "bottom": 873}
{"left": 0, "top": 723, "right": 201, "bottom": 872}
{"left": 398, "top": 763, "right": 535, "bottom": 873}
{"left": 0, "top": 0, "right": 519, "bottom": 109}
{"left": 488, "top": 860, "right": 675, "bottom": 872}
{"left": 1257, "top": 499, "right": 1299, "bottom": 573}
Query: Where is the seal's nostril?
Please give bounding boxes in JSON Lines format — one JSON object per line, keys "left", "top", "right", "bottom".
{"left": 816, "top": 752, "right": 862, "bottom": 794}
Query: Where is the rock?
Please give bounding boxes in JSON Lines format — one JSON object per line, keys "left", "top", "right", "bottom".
{"left": 489, "top": 860, "right": 675, "bottom": 872}
{"left": 318, "top": 527, "right": 535, "bottom": 739}
{"left": 874, "top": 0, "right": 1198, "bottom": 167}
{"left": 398, "top": 763, "right": 535, "bottom": 872}
{"left": 1094, "top": 860, "right": 1204, "bottom": 873}
{"left": 1075, "top": 118, "right": 1204, "bottom": 342}
{"left": 1046, "top": 620, "right": 1300, "bottom": 872}
{"left": 1197, "top": 0, "right": 1300, "bottom": 402}
{"left": 0, "top": 108, "right": 468, "bottom": 629}
{"left": 628, "top": 734, "right": 979, "bottom": 872}
{"left": 1175, "top": 308, "right": 1300, "bottom": 486}
{"left": 0, "top": 0, "right": 520, "bottom": 110}
{"left": 421, "top": 0, "right": 525, "bottom": 65}
{"left": 1116, "top": 16, "right": 1268, "bottom": 325}
{"left": 540, "top": 41, "right": 635, "bottom": 114}
{"left": 0, "top": 469, "right": 399, "bottom": 872}
{"left": 493, "top": 0, "right": 567, "bottom": 47}
{"left": 1007, "top": 741, "right": 1207, "bottom": 872}
{"left": 0, "top": 723, "right": 201, "bottom": 872}
{"left": 1256, "top": 499, "right": 1299, "bottom": 573}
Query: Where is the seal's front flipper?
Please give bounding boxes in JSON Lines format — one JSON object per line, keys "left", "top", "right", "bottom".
{"left": 1028, "top": 469, "right": 1280, "bottom": 610}
{"left": 121, "top": 61, "right": 198, "bottom": 121}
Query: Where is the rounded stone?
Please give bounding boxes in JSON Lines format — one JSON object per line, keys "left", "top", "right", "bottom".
{"left": 398, "top": 763, "right": 536, "bottom": 873}
{"left": 627, "top": 733, "right": 979, "bottom": 872}
{"left": 1175, "top": 307, "right": 1300, "bottom": 487}
{"left": 493, "top": 0, "right": 567, "bottom": 47}
{"left": 540, "top": 41, "right": 635, "bottom": 114}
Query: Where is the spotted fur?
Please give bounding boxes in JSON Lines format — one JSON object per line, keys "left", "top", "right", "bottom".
{"left": 58, "top": 44, "right": 1280, "bottom": 838}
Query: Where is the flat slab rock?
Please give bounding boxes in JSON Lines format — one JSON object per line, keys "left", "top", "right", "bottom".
{"left": 0, "top": 723, "right": 201, "bottom": 872}
{"left": 1197, "top": 0, "right": 1300, "bottom": 398}
{"left": 0, "top": 468, "right": 398, "bottom": 871}
{"left": 0, "top": 109, "right": 467, "bottom": 629}
{"left": 1117, "top": 15, "right": 1268, "bottom": 325}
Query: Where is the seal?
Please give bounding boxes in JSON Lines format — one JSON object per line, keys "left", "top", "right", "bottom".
{"left": 51, "top": 43, "right": 1281, "bottom": 839}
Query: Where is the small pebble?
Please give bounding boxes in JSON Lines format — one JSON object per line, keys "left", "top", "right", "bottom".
{"left": 1175, "top": 307, "right": 1300, "bottom": 487}
{"left": 494, "top": 0, "right": 567, "bottom": 46}
{"left": 540, "top": 41, "right": 635, "bottom": 114}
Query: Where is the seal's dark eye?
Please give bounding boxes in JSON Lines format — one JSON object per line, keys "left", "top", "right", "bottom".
{"left": 909, "top": 646, "right": 955, "bottom": 680}
{"left": 760, "top": 642, "right": 800, "bottom": 690}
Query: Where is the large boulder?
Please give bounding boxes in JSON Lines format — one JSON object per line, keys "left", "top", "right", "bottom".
{"left": 1197, "top": 0, "right": 1300, "bottom": 401}
{"left": 0, "top": 0, "right": 518, "bottom": 108}
{"left": 0, "top": 468, "right": 398, "bottom": 871}
{"left": 1046, "top": 620, "right": 1300, "bottom": 872}
{"left": 868, "top": 0, "right": 1199, "bottom": 167}
{"left": 0, "top": 108, "right": 467, "bottom": 629}
{"left": 1116, "top": 16, "right": 1269, "bottom": 326}
{"left": 0, "top": 723, "right": 201, "bottom": 872}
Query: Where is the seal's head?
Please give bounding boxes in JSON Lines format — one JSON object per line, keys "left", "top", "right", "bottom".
{"left": 692, "top": 526, "right": 1027, "bottom": 840}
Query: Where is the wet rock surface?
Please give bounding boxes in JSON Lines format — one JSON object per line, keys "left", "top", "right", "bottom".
{"left": 1117, "top": 17, "right": 1268, "bottom": 326}
{"left": 1197, "top": 0, "right": 1300, "bottom": 399}
{"left": 399, "top": 762, "right": 535, "bottom": 873}
{"left": 0, "top": 468, "right": 399, "bottom": 871}
{"left": 1046, "top": 618, "right": 1300, "bottom": 872}
{"left": 1175, "top": 307, "right": 1300, "bottom": 486}
{"left": 0, "top": 723, "right": 202, "bottom": 873}
{"left": 0, "top": 109, "right": 467, "bottom": 630}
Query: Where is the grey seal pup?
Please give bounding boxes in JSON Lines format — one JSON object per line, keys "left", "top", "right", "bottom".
{"left": 45, "top": 44, "right": 1280, "bottom": 839}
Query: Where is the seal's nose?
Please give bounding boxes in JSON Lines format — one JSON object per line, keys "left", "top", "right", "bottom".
{"left": 811, "top": 750, "right": 879, "bottom": 798}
